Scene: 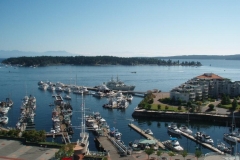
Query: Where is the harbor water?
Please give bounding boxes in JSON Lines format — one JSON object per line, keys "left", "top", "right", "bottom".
{"left": 1, "top": 59, "right": 240, "bottom": 154}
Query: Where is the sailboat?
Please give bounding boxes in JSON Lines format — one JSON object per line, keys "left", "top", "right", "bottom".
{"left": 223, "top": 112, "right": 238, "bottom": 143}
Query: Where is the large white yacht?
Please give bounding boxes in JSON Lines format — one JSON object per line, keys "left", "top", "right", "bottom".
{"left": 179, "top": 125, "right": 192, "bottom": 134}
{"left": 195, "top": 132, "right": 214, "bottom": 145}
{"left": 104, "top": 76, "right": 135, "bottom": 91}
{"left": 163, "top": 137, "right": 184, "bottom": 152}
{"left": 168, "top": 123, "right": 182, "bottom": 135}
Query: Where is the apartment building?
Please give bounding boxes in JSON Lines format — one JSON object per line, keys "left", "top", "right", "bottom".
{"left": 170, "top": 73, "right": 240, "bottom": 102}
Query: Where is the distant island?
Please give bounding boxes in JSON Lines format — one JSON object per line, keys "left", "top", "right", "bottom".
{"left": 1, "top": 56, "right": 202, "bottom": 67}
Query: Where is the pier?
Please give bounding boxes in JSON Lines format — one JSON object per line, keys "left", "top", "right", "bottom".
{"left": 128, "top": 123, "right": 165, "bottom": 149}
{"left": 180, "top": 131, "right": 224, "bottom": 154}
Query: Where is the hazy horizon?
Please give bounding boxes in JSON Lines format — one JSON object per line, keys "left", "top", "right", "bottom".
{"left": 1, "top": 1, "right": 240, "bottom": 57}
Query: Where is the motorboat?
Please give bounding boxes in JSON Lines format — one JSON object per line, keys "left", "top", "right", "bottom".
{"left": 144, "top": 129, "right": 153, "bottom": 135}
{"left": 99, "top": 118, "right": 109, "bottom": 129}
{"left": 168, "top": 123, "right": 181, "bottom": 135}
{"left": 38, "top": 83, "right": 48, "bottom": 90}
{"left": 117, "top": 99, "right": 129, "bottom": 109}
{"left": 0, "top": 106, "right": 10, "bottom": 115}
{"left": 104, "top": 76, "right": 135, "bottom": 91}
{"left": 217, "top": 142, "right": 231, "bottom": 153}
{"left": 93, "top": 91, "right": 105, "bottom": 97}
{"left": 223, "top": 133, "right": 238, "bottom": 143}
{"left": 63, "top": 94, "right": 71, "bottom": 100}
{"left": 109, "top": 127, "right": 122, "bottom": 139}
{"left": 195, "top": 132, "right": 214, "bottom": 144}
{"left": 55, "top": 87, "right": 63, "bottom": 92}
{"left": 126, "top": 94, "right": 133, "bottom": 101}
{"left": 103, "top": 97, "right": 117, "bottom": 108}
{"left": 64, "top": 87, "right": 71, "bottom": 93}
{"left": 163, "top": 137, "right": 184, "bottom": 152}
{"left": 0, "top": 116, "right": 9, "bottom": 124}
{"left": 81, "top": 86, "right": 89, "bottom": 94}
{"left": 47, "top": 85, "right": 55, "bottom": 91}
{"left": 179, "top": 125, "right": 192, "bottom": 134}
{"left": 5, "top": 98, "right": 14, "bottom": 107}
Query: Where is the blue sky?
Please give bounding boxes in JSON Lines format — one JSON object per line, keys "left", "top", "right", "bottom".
{"left": 0, "top": 0, "right": 239, "bottom": 57}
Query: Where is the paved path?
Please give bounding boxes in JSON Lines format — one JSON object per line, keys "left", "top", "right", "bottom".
{"left": 0, "top": 139, "right": 58, "bottom": 160}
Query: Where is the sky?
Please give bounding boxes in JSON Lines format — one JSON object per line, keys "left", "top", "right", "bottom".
{"left": 0, "top": 0, "right": 240, "bottom": 57}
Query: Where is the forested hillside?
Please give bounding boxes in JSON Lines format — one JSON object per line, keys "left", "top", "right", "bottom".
{"left": 2, "top": 56, "right": 202, "bottom": 67}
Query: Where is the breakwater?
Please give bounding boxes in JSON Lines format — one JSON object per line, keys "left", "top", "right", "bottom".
{"left": 132, "top": 110, "right": 240, "bottom": 126}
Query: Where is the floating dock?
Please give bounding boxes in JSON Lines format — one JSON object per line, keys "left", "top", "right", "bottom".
{"left": 128, "top": 123, "right": 165, "bottom": 149}
{"left": 180, "top": 131, "right": 224, "bottom": 154}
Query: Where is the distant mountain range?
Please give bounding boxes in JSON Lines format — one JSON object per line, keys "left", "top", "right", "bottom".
{"left": 0, "top": 50, "right": 76, "bottom": 58}
{"left": 156, "top": 55, "right": 240, "bottom": 60}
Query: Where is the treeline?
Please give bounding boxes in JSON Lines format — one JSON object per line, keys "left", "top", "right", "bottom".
{"left": 2, "top": 56, "right": 202, "bottom": 67}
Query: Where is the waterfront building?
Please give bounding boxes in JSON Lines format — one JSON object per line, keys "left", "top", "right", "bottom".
{"left": 170, "top": 73, "right": 240, "bottom": 102}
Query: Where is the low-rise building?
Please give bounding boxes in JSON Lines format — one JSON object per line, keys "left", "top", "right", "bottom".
{"left": 170, "top": 73, "right": 240, "bottom": 102}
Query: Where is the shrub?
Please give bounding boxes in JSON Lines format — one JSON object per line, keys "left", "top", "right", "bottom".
{"left": 147, "top": 104, "right": 151, "bottom": 110}
{"left": 208, "top": 104, "right": 215, "bottom": 110}
{"left": 165, "top": 106, "right": 169, "bottom": 110}
{"left": 148, "top": 98, "right": 154, "bottom": 104}
{"left": 178, "top": 106, "right": 182, "bottom": 110}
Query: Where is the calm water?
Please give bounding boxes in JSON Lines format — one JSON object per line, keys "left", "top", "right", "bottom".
{"left": 1, "top": 59, "right": 240, "bottom": 154}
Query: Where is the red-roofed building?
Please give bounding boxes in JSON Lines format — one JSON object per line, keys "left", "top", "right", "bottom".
{"left": 170, "top": 73, "right": 240, "bottom": 102}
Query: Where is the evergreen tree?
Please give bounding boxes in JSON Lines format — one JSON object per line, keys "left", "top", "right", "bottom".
{"left": 232, "top": 98, "right": 238, "bottom": 110}
{"left": 195, "top": 150, "right": 202, "bottom": 160}
{"left": 226, "top": 95, "right": 231, "bottom": 104}
{"left": 221, "top": 94, "right": 227, "bottom": 105}
{"left": 145, "top": 148, "right": 154, "bottom": 160}
{"left": 181, "top": 150, "right": 188, "bottom": 160}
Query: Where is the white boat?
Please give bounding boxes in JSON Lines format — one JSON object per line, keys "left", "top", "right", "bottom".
{"left": 55, "top": 87, "right": 63, "bottom": 92}
{"left": 0, "top": 106, "right": 10, "bottom": 115}
{"left": 117, "top": 99, "right": 129, "bottom": 109}
{"left": 63, "top": 94, "right": 71, "bottom": 100}
{"left": 195, "top": 132, "right": 214, "bottom": 144}
{"left": 5, "top": 98, "right": 14, "bottom": 107}
{"left": 73, "top": 89, "right": 83, "bottom": 94}
{"left": 0, "top": 116, "right": 9, "bottom": 124}
{"left": 81, "top": 86, "right": 89, "bottom": 94}
{"left": 224, "top": 133, "right": 238, "bottom": 143}
{"left": 126, "top": 94, "right": 133, "bottom": 101}
{"left": 104, "top": 76, "right": 135, "bottom": 91}
{"left": 38, "top": 81, "right": 44, "bottom": 85}
{"left": 38, "top": 83, "right": 48, "bottom": 90}
{"left": 47, "top": 85, "right": 55, "bottom": 91}
{"left": 168, "top": 123, "right": 182, "bottom": 135}
{"left": 179, "top": 125, "right": 192, "bottom": 134}
{"left": 93, "top": 91, "right": 105, "bottom": 97}
{"left": 163, "top": 137, "right": 184, "bottom": 152}
{"left": 103, "top": 97, "right": 118, "bottom": 108}
{"left": 144, "top": 129, "right": 153, "bottom": 135}
{"left": 64, "top": 87, "right": 71, "bottom": 93}
{"left": 217, "top": 142, "right": 231, "bottom": 153}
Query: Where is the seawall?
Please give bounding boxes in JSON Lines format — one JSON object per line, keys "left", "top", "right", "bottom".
{"left": 132, "top": 110, "right": 239, "bottom": 126}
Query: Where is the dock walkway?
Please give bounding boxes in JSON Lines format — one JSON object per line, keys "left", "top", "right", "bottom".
{"left": 128, "top": 123, "right": 165, "bottom": 149}
{"left": 180, "top": 131, "right": 224, "bottom": 154}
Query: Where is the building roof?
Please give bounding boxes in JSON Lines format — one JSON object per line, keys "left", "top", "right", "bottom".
{"left": 195, "top": 73, "right": 224, "bottom": 80}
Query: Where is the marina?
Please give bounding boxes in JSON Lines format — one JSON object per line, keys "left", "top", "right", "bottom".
{"left": 1, "top": 61, "right": 240, "bottom": 156}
